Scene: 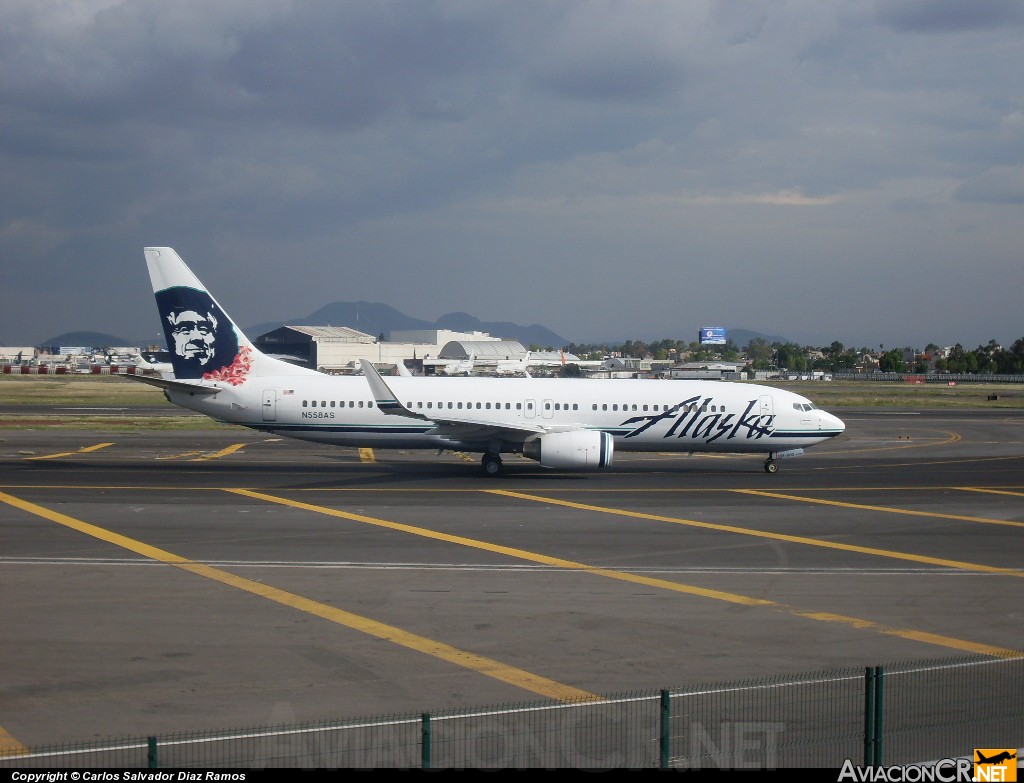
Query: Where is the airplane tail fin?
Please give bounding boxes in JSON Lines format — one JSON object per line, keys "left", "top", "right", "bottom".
{"left": 145, "top": 247, "right": 318, "bottom": 383}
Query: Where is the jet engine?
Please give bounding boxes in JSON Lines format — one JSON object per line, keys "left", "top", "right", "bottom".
{"left": 522, "top": 431, "right": 614, "bottom": 470}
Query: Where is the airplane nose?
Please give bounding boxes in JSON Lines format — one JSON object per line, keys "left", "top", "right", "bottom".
{"left": 821, "top": 411, "right": 845, "bottom": 433}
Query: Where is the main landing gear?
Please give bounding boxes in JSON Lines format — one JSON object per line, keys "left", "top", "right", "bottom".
{"left": 481, "top": 452, "right": 503, "bottom": 477}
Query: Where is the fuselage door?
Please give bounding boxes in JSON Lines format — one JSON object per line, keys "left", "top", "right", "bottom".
{"left": 262, "top": 389, "right": 277, "bottom": 422}
{"left": 759, "top": 395, "right": 774, "bottom": 417}
{"left": 541, "top": 399, "right": 554, "bottom": 419}
{"left": 524, "top": 399, "right": 536, "bottom": 419}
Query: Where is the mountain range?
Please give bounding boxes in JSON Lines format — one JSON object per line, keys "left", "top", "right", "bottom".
{"left": 37, "top": 301, "right": 788, "bottom": 352}
{"left": 39, "top": 302, "right": 568, "bottom": 351}
{"left": 247, "top": 301, "right": 569, "bottom": 349}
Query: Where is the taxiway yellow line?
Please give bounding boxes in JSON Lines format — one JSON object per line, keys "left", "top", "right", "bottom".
{"left": 0, "top": 726, "right": 27, "bottom": 758}
{"left": 735, "top": 489, "right": 1024, "bottom": 529}
{"left": 24, "top": 442, "right": 114, "bottom": 460}
{"left": 358, "top": 448, "right": 376, "bottom": 463}
{"left": 191, "top": 443, "right": 248, "bottom": 461}
{"left": 0, "top": 490, "right": 596, "bottom": 703}
{"left": 491, "top": 490, "right": 1024, "bottom": 577}
{"left": 956, "top": 487, "right": 1024, "bottom": 498}
{"left": 229, "top": 488, "right": 1022, "bottom": 659}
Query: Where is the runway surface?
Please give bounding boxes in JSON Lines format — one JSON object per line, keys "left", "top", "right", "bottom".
{"left": 1, "top": 408, "right": 1022, "bottom": 748}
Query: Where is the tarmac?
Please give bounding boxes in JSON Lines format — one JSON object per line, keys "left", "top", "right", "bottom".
{"left": 1, "top": 407, "right": 1022, "bottom": 748}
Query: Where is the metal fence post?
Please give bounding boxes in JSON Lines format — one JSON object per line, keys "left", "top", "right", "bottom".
{"left": 864, "top": 666, "right": 885, "bottom": 766}
{"left": 874, "top": 667, "right": 885, "bottom": 766}
{"left": 660, "top": 689, "right": 670, "bottom": 769}
{"left": 421, "top": 713, "right": 431, "bottom": 769}
{"left": 147, "top": 736, "right": 158, "bottom": 768}
{"left": 864, "top": 667, "right": 876, "bottom": 766}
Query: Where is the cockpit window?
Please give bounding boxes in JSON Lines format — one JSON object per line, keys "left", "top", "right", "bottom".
{"left": 793, "top": 402, "right": 818, "bottom": 411}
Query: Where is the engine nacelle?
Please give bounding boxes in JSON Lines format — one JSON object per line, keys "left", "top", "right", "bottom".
{"left": 522, "top": 431, "right": 614, "bottom": 470}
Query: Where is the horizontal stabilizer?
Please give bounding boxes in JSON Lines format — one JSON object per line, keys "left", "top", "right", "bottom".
{"left": 125, "top": 374, "right": 221, "bottom": 396}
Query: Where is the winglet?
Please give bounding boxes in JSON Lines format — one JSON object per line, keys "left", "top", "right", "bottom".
{"left": 360, "top": 359, "right": 427, "bottom": 419}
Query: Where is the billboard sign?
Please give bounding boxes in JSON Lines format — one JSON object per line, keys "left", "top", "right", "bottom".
{"left": 699, "top": 327, "right": 727, "bottom": 345}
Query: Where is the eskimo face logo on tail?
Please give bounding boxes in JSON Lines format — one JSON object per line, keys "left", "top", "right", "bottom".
{"left": 155, "top": 286, "right": 248, "bottom": 384}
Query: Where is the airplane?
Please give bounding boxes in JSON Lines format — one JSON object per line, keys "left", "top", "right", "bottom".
{"left": 975, "top": 751, "right": 1016, "bottom": 765}
{"left": 131, "top": 247, "right": 845, "bottom": 476}
{"left": 495, "top": 352, "right": 532, "bottom": 377}
{"left": 441, "top": 354, "right": 475, "bottom": 376}
{"left": 135, "top": 349, "right": 174, "bottom": 375}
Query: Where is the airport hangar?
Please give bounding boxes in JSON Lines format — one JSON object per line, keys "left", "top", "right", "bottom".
{"left": 253, "top": 325, "right": 575, "bottom": 376}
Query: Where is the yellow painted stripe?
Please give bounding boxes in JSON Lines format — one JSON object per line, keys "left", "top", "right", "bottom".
{"left": 825, "top": 430, "right": 960, "bottom": 456}
{"left": 358, "top": 448, "right": 376, "bottom": 463}
{"left": 191, "top": 443, "right": 248, "bottom": 461}
{"left": 0, "top": 726, "right": 27, "bottom": 757}
{"left": 24, "top": 442, "right": 114, "bottom": 460}
{"left": 492, "top": 490, "right": 1024, "bottom": 577}
{"left": 736, "top": 489, "right": 1024, "bottom": 529}
{"left": 0, "top": 490, "right": 596, "bottom": 703}
{"left": 229, "top": 489, "right": 1022, "bottom": 659}
{"left": 226, "top": 489, "right": 781, "bottom": 605}
{"left": 956, "top": 487, "right": 1024, "bottom": 498}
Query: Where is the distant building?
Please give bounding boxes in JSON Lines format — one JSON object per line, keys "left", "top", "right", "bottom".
{"left": 667, "top": 361, "right": 746, "bottom": 380}
{"left": 254, "top": 326, "right": 509, "bottom": 374}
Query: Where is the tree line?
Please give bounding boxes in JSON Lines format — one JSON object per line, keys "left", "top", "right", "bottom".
{"left": 552, "top": 337, "right": 1024, "bottom": 375}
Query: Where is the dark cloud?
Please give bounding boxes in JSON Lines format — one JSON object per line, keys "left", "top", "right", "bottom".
{"left": 1, "top": 1, "right": 1022, "bottom": 350}
{"left": 875, "top": 0, "right": 1024, "bottom": 33}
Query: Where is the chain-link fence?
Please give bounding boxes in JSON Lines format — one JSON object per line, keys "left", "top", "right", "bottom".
{"left": 3, "top": 653, "right": 1021, "bottom": 769}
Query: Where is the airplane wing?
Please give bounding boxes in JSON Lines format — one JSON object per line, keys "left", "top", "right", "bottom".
{"left": 360, "top": 359, "right": 549, "bottom": 442}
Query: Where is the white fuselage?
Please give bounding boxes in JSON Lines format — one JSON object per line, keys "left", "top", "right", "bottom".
{"left": 166, "top": 373, "right": 844, "bottom": 456}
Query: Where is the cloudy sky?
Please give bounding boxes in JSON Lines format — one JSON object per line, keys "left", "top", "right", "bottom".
{"left": 2, "top": 1, "right": 1023, "bottom": 351}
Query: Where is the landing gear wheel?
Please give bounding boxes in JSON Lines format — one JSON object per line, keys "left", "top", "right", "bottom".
{"left": 764, "top": 459, "right": 778, "bottom": 474}
{"left": 482, "top": 453, "right": 503, "bottom": 477}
